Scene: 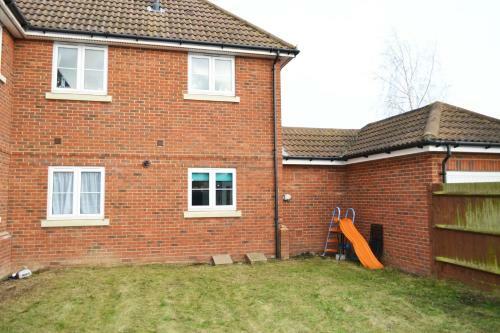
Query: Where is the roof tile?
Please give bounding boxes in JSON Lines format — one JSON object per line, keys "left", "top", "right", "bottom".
{"left": 15, "top": 0, "right": 296, "bottom": 51}
{"left": 283, "top": 102, "right": 500, "bottom": 159}
{"left": 282, "top": 128, "right": 358, "bottom": 158}
{"left": 437, "top": 105, "right": 500, "bottom": 144}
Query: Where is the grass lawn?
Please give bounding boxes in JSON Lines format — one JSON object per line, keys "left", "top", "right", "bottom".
{"left": 0, "top": 258, "right": 498, "bottom": 333}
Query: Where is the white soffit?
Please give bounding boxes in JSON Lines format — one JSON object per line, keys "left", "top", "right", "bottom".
{"left": 24, "top": 28, "right": 296, "bottom": 58}
{"left": 283, "top": 145, "right": 500, "bottom": 166}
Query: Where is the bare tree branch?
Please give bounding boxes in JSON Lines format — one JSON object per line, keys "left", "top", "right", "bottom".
{"left": 376, "top": 32, "right": 447, "bottom": 115}
{"left": 417, "top": 45, "right": 436, "bottom": 107}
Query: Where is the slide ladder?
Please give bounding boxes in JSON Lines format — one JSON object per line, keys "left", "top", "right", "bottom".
{"left": 321, "top": 207, "right": 342, "bottom": 256}
{"left": 339, "top": 208, "right": 383, "bottom": 270}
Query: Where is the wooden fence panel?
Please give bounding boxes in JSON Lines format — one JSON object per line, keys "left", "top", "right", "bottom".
{"left": 431, "top": 183, "right": 499, "bottom": 290}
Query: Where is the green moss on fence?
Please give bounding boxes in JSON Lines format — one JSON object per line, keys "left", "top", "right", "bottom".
{"left": 436, "top": 256, "right": 500, "bottom": 276}
{"left": 455, "top": 199, "right": 500, "bottom": 233}
{"left": 437, "top": 182, "right": 500, "bottom": 196}
{"left": 435, "top": 224, "right": 500, "bottom": 236}
{"left": 487, "top": 244, "right": 498, "bottom": 269}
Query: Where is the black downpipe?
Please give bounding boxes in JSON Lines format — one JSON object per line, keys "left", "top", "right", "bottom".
{"left": 441, "top": 145, "right": 452, "bottom": 183}
{"left": 272, "top": 53, "right": 281, "bottom": 259}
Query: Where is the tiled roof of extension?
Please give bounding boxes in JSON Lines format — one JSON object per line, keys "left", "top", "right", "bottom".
{"left": 347, "top": 105, "right": 431, "bottom": 156}
{"left": 282, "top": 128, "right": 358, "bottom": 158}
{"left": 14, "top": 0, "right": 297, "bottom": 52}
{"left": 283, "top": 102, "right": 500, "bottom": 159}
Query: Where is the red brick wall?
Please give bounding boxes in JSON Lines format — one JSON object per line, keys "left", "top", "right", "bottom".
{"left": 0, "top": 27, "right": 14, "bottom": 277}
{"left": 344, "top": 154, "right": 436, "bottom": 275}
{"left": 444, "top": 153, "right": 500, "bottom": 172}
{"left": 0, "top": 233, "right": 11, "bottom": 277}
{"left": 282, "top": 157, "right": 436, "bottom": 274}
{"left": 9, "top": 39, "right": 283, "bottom": 269}
{"left": 341, "top": 152, "right": 500, "bottom": 275}
{"left": 5, "top": 37, "right": 499, "bottom": 274}
{"left": 282, "top": 165, "right": 346, "bottom": 255}
{"left": 0, "top": 28, "right": 14, "bottom": 230}
{"left": 282, "top": 152, "right": 500, "bottom": 275}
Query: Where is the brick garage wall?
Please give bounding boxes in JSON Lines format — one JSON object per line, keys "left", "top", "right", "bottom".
{"left": 281, "top": 152, "right": 500, "bottom": 275}
{"left": 0, "top": 27, "right": 14, "bottom": 277}
{"left": 344, "top": 154, "right": 437, "bottom": 275}
{"left": 344, "top": 152, "right": 500, "bottom": 276}
{"left": 282, "top": 165, "right": 346, "bottom": 255}
{"left": 9, "top": 39, "right": 283, "bottom": 269}
{"left": 444, "top": 153, "right": 500, "bottom": 172}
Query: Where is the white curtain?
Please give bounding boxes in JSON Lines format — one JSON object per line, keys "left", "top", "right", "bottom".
{"left": 52, "top": 172, "right": 74, "bottom": 215}
{"left": 80, "top": 172, "right": 101, "bottom": 214}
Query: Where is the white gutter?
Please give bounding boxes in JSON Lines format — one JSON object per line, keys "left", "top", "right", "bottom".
{"left": 24, "top": 30, "right": 295, "bottom": 58}
{"left": 0, "top": 1, "right": 24, "bottom": 38}
{"left": 283, "top": 159, "right": 345, "bottom": 166}
{"left": 426, "top": 145, "right": 500, "bottom": 154}
{"left": 343, "top": 146, "right": 433, "bottom": 164}
{"left": 283, "top": 145, "right": 500, "bottom": 166}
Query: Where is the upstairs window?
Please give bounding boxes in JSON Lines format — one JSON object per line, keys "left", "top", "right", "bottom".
{"left": 188, "top": 54, "right": 235, "bottom": 96}
{"left": 47, "top": 167, "right": 105, "bottom": 219}
{"left": 52, "top": 44, "right": 108, "bottom": 95}
{"left": 188, "top": 168, "right": 236, "bottom": 211}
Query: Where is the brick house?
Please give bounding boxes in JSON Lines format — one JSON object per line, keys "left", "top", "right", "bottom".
{"left": 0, "top": 1, "right": 499, "bottom": 278}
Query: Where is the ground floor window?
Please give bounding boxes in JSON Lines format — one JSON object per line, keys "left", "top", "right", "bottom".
{"left": 188, "top": 168, "right": 236, "bottom": 211}
{"left": 47, "top": 167, "right": 105, "bottom": 219}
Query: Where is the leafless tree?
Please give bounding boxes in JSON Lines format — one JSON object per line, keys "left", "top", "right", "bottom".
{"left": 377, "top": 32, "right": 447, "bottom": 115}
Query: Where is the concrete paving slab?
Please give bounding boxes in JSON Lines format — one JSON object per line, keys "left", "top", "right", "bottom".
{"left": 245, "top": 252, "right": 267, "bottom": 264}
{"left": 212, "top": 254, "right": 233, "bottom": 265}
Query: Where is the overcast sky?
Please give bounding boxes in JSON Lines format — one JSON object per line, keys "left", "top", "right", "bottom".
{"left": 211, "top": 0, "right": 500, "bottom": 129}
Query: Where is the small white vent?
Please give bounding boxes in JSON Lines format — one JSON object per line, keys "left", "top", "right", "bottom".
{"left": 147, "top": 0, "right": 165, "bottom": 13}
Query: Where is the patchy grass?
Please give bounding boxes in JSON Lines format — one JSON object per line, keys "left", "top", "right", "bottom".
{"left": 0, "top": 258, "right": 498, "bottom": 333}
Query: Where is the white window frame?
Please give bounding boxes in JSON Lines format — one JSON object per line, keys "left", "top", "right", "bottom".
{"left": 47, "top": 166, "right": 105, "bottom": 220}
{"left": 188, "top": 168, "right": 237, "bottom": 212}
{"left": 0, "top": 24, "right": 3, "bottom": 72}
{"left": 188, "top": 54, "right": 235, "bottom": 96}
{"left": 52, "top": 43, "right": 108, "bottom": 95}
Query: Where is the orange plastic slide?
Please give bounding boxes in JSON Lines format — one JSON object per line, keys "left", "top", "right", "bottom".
{"left": 339, "top": 218, "right": 384, "bottom": 270}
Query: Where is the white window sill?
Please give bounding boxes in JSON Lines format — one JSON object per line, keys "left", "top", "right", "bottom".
{"left": 46, "top": 92, "right": 112, "bottom": 102}
{"left": 183, "top": 93, "right": 240, "bottom": 103}
{"left": 0, "top": 74, "right": 6, "bottom": 84}
{"left": 41, "top": 218, "right": 110, "bottom": 228}
{"left": 184, "top": 211, "right": 242, "bottom": 219}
